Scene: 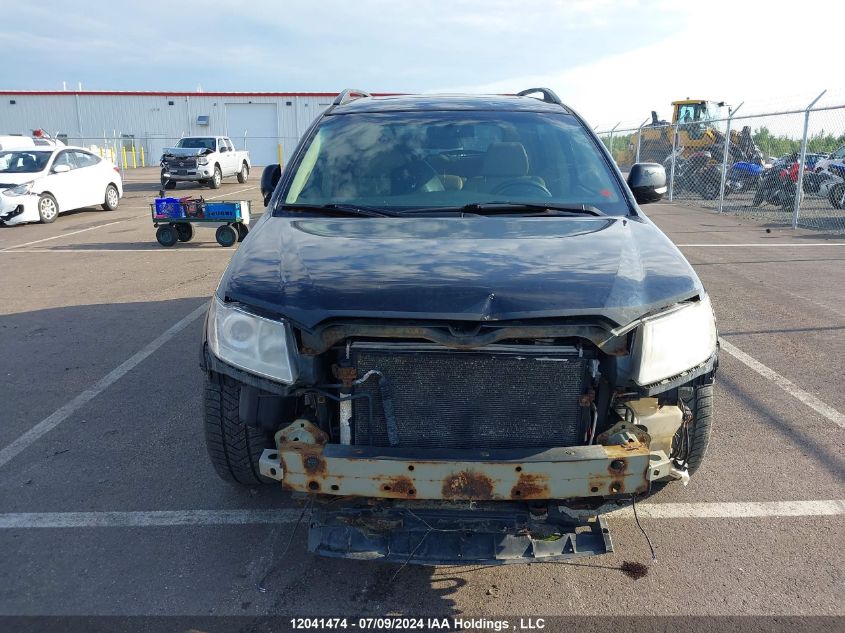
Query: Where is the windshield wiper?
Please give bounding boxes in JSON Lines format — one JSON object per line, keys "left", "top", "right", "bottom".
{"left": 401, "top": 202, "right": 606, "bottom": 217}
{"left": 279, "top": 203, "right": 399, "bottom": 218}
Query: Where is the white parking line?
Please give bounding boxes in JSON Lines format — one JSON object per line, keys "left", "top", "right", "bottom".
{"left": 0, "top": 248, "right": 234, "bottom": 254}
{"left": 1, "top": 220, "right": 126, "bottom": 251}
{"left": 205, "top": 185, "right": 257, "bottom": 200}
{"left": 0, "top": 500, "right": 840, "bottom": 529}
{"left": 0, "top": 304, "right": 209, "bottom": 470}
{"left": 677, "top": 243, "right": 845, "bottom": 247}
{"left": 719, "top": 338, "right": 845, "bottom": 429}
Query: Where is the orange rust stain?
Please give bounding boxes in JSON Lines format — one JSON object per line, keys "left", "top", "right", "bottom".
{"left": 587, "top": 474, "right": 609, "bottom": 494}
{"left": 283, "top": 444, "right": 328, "bottom": 478}
{"left": 510, "top": 473, "right": 550, "bottom": 499}
{"left": 442, "top": 471, "right": 494, "bottom": 500}
{"left": 608, "top": 458, "right": 627, "bottom": 475}
{"left": 384, "top": 476, "right": 417, "bottom": 497}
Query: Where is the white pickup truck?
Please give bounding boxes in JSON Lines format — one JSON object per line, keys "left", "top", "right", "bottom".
{"left": 161, "top": 136, "right": 251, "bottom": 189}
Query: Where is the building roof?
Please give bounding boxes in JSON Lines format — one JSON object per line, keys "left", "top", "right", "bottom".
{"left": 0, "top": 90, "right": 342, "bottom": 97}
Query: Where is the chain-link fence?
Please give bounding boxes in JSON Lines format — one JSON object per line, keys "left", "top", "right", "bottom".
{"left": 597, "top": 95, "right": 845, "bottom": 233}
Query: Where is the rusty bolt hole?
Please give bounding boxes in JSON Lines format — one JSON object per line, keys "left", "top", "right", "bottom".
{"left": 610, "top": 459, "right": 626, "bottom": 472}
{"left": 407, "top": 465, "right": 415, "bottom": 471}
{"left": 513, "top": 490, "right": 522, "bottom": 496}
{"left": 408, "top": 490, "right": 415, "bottom": 496}
{"left": 653, "top": 470, "right": 660, "bottom": 476}
{"left": 515, "top": 466, "right": 523, "bottom": 472}
{"left": 330, "top": 484, "right": 339, "bottom": 491}
{"left": 609, "top": 483, "right": 621, "bottom": 493}
{"left": 308, "top": 481, "right": 320, "bottom": 491}
{"left": 267, "top": 453, "right": 278, "bottom": 460}
{"left": 383, "top": 485, "right": 391, "bottom": 491}
{"left": 591, "top": 486, "right": 599, "bottom": 493}
{"left": 269, "top": 468, "right": 277, "bottom": 476}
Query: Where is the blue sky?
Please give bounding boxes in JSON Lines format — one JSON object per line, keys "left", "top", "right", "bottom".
{"left": 2, "top": 1, "right": 841, "bottom": 129}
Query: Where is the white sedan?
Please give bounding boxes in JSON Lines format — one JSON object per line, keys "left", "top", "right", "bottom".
{"left": 0, "top": 147, "right": 123, "bottom": 225}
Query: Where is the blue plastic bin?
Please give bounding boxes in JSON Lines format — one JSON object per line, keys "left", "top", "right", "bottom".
{"left": 153, "top": 198, "right": 185, "bottom": 219}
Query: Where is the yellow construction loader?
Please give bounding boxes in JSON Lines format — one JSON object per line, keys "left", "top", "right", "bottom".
{"left": 616, "top": 99, "right": 728, "bottom": 166}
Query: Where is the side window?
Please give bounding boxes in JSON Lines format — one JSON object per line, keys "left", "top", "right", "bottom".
{"left": 52, "top": 151, "right": 76, "bottom": 170}
{"left": 227, "top": 139, "right": 235, "bottom": 151}
{"left": 218, "top": 138, "right": 228, "bottom": 151}
{"left": 72, "top": 151, "right": 99, "bottom": 168}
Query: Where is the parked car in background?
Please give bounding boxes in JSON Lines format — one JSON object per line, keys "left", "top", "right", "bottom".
{"left": 0, "top": 132, "right": 65, "bottom": 151}
{"left": 0, "top": 146, "right": 122, "bottom": 225}
{"left": 160, "top": 136, "right": 250, "bottom": 190}
{"left": 814, "top": 145, "right": 845, "bottom": 173}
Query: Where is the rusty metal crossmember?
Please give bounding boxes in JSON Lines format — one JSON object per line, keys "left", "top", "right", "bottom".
{"left": 260, "top": 442, "right": 671, "bottom": 501}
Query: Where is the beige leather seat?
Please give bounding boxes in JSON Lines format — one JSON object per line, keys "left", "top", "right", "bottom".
{"left": 464, "top": 142, "right": 545, "bottom": 193}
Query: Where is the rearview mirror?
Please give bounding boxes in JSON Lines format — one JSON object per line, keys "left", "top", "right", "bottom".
{"left": 52, "top": 164, "right": 71, "bottom": 174}
{"left": 261, "top": 164, "right": 282, "bottom": 206}
{"left": 219, "top": 146, "right": 228, "bottom": 153}
{"left": 627, "top": 163, "right": 667, "bottom": 204}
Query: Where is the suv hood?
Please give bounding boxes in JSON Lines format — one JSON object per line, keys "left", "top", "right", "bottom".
{"left": 221, "top": 215, "right": 703, "bottom": 330}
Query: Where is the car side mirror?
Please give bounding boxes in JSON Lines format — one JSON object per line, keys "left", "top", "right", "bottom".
{"left": 627, "top": 163, "right": 667, "bottom": 204}
{"left": 219, "top": 146, "right": 228, "bottom": 153}
{"left": 261, "top": 164, "right": 282, "bottom": 206}
{"left": 52, "top": 164, "right": 71, "bottom": 174}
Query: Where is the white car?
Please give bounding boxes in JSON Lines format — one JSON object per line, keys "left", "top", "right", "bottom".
{"left": 0, "top": 146, "right": 123, "bottom": 225}
{"left": 814, "top": 145, "right": 845, "bottom": 173}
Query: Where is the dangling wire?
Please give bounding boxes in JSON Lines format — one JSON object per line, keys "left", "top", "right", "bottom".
{"left": 631, "top": 493, "right": 657, "bottom": 562}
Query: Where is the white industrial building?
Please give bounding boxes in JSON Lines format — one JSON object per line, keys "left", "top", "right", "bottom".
{"left": 0, "top": 90, "right": 339, "bottom": 165}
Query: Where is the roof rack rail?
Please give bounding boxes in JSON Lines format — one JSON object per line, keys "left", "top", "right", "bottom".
{"left": 516, "top": 88, "right": 562, "bottom": 105}
{"left": 333, "top": 89, "right": 372, "bottom": 106}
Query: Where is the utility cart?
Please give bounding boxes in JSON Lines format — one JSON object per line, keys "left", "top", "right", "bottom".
{"left": 151, "top": 196, "right": 251, "bottom": 247}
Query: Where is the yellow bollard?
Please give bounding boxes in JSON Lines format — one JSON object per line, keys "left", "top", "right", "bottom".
{"left": 140, "top": 146, "right": 145, "bottom": 168}
{"left": 131, "top": 146, "right": 137, "bottom": 169}
{"left": 99, "top": 146, "right": 104, "bottom": 158}
{"left": 110, "top": 147, "right": 115, "bottom": 164}
{"left": 278, "top": 143, "right": 283, "bottom": 167}
{"left": 121, "top": 146, "right": 128, "bottom": 170}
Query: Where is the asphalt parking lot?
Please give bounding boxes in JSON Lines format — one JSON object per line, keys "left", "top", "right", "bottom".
{"left": 0, "top": 167, "right": 843, "bottom": 627}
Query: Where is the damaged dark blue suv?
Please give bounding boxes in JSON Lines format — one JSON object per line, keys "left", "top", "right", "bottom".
{"left": 200, "top": 88, "right": 718, "bottom": 565}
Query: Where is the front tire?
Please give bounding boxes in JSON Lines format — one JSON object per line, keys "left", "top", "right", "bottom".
{"left": 673, "top": 383, "right": 714, "bottom": 476}
{"left": 38, "top": 193, "right": 59, "bottom": 223}
{"left": 102, "top": 184, "right": 119, "bottom": 211}
{"left": 161, "top": 171, "right": 176, "bottom": 190}
{"left": 203, "top": 373, "right": 274, "bottom": 485}
{"left": 237, "top": 162, "right": 249, "bottom": 184}
{"left": 210, "top": 165, "right": 222, "bottom": 189}
{"left": 829, "top": 183, "right": 845, "bottom": 209}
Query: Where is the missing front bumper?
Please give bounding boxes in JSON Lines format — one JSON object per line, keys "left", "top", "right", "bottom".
{"left": 258, "top": 420, "right": 672, "bottom": 501}
{"left": 308, "top": 503, "right": 614, "bottom": 565}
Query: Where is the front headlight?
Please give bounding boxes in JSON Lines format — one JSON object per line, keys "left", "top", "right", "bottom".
{"left": 3, "top": 182, "right": 34, "bottom": 196}
{"left": 197, "top": 157, "right": 209, "bottom": 165}
{"left": 207, "top": 297, "right": 298, "bottom": 383}
{"left": 631, "top": 296, "right": 717, "bottom": 385}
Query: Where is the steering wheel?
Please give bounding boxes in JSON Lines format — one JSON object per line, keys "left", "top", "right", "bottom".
{"left": 398, "top": 157, "right": 445, "bottom": 193}
{"left": 489, "top": 179, "right": 552, "bottom": 198}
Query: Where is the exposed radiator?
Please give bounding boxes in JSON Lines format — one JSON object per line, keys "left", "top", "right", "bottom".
{"left": 351, "top": 344, "right": 589, "bottom": 450}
